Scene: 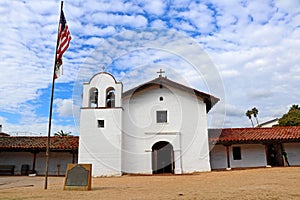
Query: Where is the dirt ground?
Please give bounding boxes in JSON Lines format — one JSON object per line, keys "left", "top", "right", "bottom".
{"left": 0, "top": 167, "right": 300, "bottom": 200}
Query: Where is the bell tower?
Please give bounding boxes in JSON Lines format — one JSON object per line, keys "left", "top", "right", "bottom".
{"left": 79, "top": 72, "right": 123, "bottom": 176}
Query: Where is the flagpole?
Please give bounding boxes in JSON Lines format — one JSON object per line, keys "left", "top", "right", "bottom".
{"left": 44, "top": 1, "right": 64, "bottom": 190}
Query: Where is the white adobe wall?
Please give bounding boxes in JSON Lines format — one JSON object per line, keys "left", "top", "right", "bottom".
{"left": 79, "top": 109, "right": 122, "bottom": 176}
{"left": 209, "top": 145, "right": 227, "bottom": 169}
{"left": 179, "top": 89, "right": 210, "bottom": 173}
{"left": 259, "top": 119, "right": 279, "bottom": 127}
{"left": 36, "top": 152, "right": 75, "bottom": 176}
{"left": 0, "top": 152, "right": 32, "bottom": 175}
{"left": 284, "top": 143, "right": 300, "bottom": 166}
{"left": 0, "top": 151, "right": 74, "bottom": 175}
{"left": 79, "top": 73, "right": 122, "bottom": 177}
{"left": 82, "top": 73, "right": 122, "bottom": 108}
{"left": 230, "top": 144, "right": 267, "bottom": 168}
{"left": 122, "top": 84, "right": 210, "bottom": 174}
{"left": 209, "top": 144, "right": 267, "bottom": 169}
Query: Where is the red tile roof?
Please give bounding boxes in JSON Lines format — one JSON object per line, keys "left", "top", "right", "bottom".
{"left": 209, "top": 126, "right": 300, "bottom": 144}
{"left": 0, "top": 136, "right": 79, "bottom": 151}
{"left": 0, "top": 132, "right": 10, "bottom": 137}
{"left": 1, "top": 127, "right": 300, "bottom": 151}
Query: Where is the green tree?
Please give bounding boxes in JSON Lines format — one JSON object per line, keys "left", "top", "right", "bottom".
{"left": 278, "top": 104, "right": 300, "bottom": 126}
{"left": 246, "top": 110, "right": 254, "bottom": 127}
{"left": 252, "top": 107, "right": 260, "bottom": 126}
{"left": 54, "top": 130, "right": 72, "bottom": 136}
{"left": 290, "top": 104, "right": 300, "bottom": 111}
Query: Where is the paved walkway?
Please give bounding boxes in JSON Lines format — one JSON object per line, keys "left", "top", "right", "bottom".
{"left": 0, "top": 176, "right": 61, "bottom": 190}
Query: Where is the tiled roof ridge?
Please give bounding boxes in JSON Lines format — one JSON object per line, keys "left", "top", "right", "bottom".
{"left": 211, "top": 126, "right": 300, "bottom": 130}
{"left": 209, "top": 126, "right": 300, "bottom": 144}
{"left": 0, "top": 136, "right": 79, "bottom": 151}
{"left": 5, "top": 136, "right": 79, "bottom": 138}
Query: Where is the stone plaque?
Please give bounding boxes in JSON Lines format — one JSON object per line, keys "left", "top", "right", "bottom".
{"left": 66, "top": 165, "right": 88, "bottom": 186}
{"left": 64, "top": 164, "right": 92, "bottom": 191}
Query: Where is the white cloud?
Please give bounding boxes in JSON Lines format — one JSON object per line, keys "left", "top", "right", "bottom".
{"left": 150, "top": 19, "right": 167, "bottom": 28}
{"left": 224, "top": 103, "right": 245, "bottom": 117}
{"left": 175, "top": 2, "right": 216, "bottom": 34}
{"left": 248, "top": 89, "right": 273, "bottom": 99}
{"left": 90, "top": 12, "right": 148, "bottom": 28}
{"left": 81, "top": 24, "right": 116, "bottom": 37}
{"left": 220, "top": 69, "right": 239, "bottom": 78}
{"left": 54, "top": 99, "right": 74, "bottom": 117}
{"left": 141, "top": 0, "right": 166, "bottom": 16}
{"left": 275, "top": 0, "right": 300, "bottom": 14}
{"left": 0, "top": 0, "right": 300, "bottom": 133}
{"left": 84, "top": 37, "right": 105, "bottom": 46}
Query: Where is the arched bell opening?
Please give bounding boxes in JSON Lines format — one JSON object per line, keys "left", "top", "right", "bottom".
{"left": 89, "top": 87, "right": 98, "bottom": 107}
{"left": 106, "top": 87, "right": 115, "bottom": 108}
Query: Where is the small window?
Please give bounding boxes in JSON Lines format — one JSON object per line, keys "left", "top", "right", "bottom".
{"left": 232, "top": 147, "right": 241, "bottom": 160}
{"left": 159, "top": 96, "right": 163, "bottom": 101}
{"left": 157, "top": 111, "right": 167, "bottom": 123}
{"left": 98, "top": 120, "right": 105, "bottom": 128}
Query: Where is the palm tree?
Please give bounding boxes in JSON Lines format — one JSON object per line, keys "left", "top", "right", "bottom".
{"left": 252, "top": 107, "right": 260, "bottom": 126}
{"left": 290, "top": 104, "right": 300, "bottom": 111}
{"left": 54, "top": 130, "right": 72, "bottom": 136}
{"left": 246, "top": 110, "right": 254, "bottom": 127}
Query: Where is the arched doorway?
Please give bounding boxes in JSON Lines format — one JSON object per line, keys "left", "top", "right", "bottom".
{"left": 152, "top": 141, "right": 174, "bottom": 174}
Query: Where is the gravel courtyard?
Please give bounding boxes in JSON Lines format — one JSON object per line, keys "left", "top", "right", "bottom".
{"left": 1, "top": 167, "right": 300, "bottom": 200}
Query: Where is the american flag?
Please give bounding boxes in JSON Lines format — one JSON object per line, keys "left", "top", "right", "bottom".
{"left": 55, "top": 9, "right": 71, "bottom": 79}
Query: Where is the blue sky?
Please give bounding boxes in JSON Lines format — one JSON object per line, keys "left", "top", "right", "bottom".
{"left": 0, "top": 0, "right": 299, "bottom": 136}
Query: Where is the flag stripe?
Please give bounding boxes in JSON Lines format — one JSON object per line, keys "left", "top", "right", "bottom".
{"left": 55, "top": 10, "right": 71, "bottom": 79}
{"left": 57, "top": 25, "right": 71, "bottom": 57}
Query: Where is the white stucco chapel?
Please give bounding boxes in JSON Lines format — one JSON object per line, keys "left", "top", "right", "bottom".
{"left": 78, "top": 71, "right": 219, "bottom": 176}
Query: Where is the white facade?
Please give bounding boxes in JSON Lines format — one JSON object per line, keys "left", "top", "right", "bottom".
{"left": 122, "top": 84, "right": 210, "bottom": 174}
{"left": 79, "top": 73, "right": 123, "bottom": 176}
{"left": 209, "top": 145, "right": 227, "bottom": 169}
{"left": 210, "top": 144, "right": 267, "bottom": 170}
{"left": 284, "top": 143, "right": 300, "bottom": 166}
{"left": 0, "top": 151, "right": 74, "bottom": 175}
{"left": 230, "top": 144, "right": 267, "bottom": 168}
{"left": 79, "top": 72, "right": 216, "bottom": 176}
{"left": 258, "top": 118, "right": 279, "bottom": 127}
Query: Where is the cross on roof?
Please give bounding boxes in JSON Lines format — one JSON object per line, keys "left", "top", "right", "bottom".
{"left": 157, "top": 69, "right": 165, "bottom": 77}
{"left": 101, "top": 66, "right": 106, "bottom": 72}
